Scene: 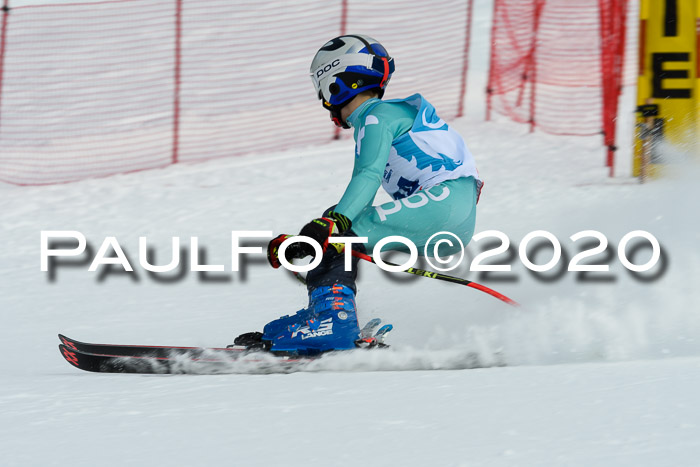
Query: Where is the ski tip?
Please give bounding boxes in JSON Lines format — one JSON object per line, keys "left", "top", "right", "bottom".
{"left": 58, "top": 344, "right": 81, "bottom": 369}
{"left": 57, "top": 334, "right": 79, "bottom": 351}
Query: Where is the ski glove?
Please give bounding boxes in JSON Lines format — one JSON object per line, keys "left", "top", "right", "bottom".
{"left": 266, "top": 211, "right": 352, "bottom": 269}
{"left": 266, "top": 234, "right": 291, "bottom": 269}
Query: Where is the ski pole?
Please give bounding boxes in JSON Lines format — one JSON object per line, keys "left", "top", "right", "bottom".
{"left": 287, "top": 247, "right": 520, "bottom": 307}
{"left": 350, "top": 250, "right": 520, "bottom": 307}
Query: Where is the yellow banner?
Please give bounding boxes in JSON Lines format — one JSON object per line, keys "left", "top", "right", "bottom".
{"left": 634, "top": 0, "right": 699, "bottom": 178}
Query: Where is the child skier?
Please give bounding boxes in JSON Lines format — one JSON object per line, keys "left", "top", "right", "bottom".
{"left": 235, "top": 34, "right": 482, "bottom": 355}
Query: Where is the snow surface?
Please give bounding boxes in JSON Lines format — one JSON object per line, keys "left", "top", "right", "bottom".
{"left": 2, "top": 1, "right": 700, "bottom": 466}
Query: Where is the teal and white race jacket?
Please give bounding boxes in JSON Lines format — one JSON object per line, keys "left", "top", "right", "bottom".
{"left": 335, "top": 94, "right": 481, "bottom": 221}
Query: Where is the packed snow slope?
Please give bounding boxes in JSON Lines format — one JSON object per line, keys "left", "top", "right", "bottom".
{"left": 2, "top": 2, "right": 700, "bottom": 466}
{"left": 2, "top": 106, "right": 700, "bottom": 467}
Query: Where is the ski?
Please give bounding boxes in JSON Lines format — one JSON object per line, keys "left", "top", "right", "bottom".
{"left": 58, "top": 334, "right": 245, "bottom": 359}
{"left": 58, "top": 344, "right": 312, "bottom": 374}
{"left": 58, "top": 321, "right": 394, "bottom": 374}
{"left": 59, "top": 319, "right": 392, "bottom": 359}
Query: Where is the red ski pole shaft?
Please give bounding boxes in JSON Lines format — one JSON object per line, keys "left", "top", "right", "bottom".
{"left": 351, "top": 250, "right": 520, "bottom": 307}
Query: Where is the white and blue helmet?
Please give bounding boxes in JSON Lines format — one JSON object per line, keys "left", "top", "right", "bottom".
{"left": 310, "top": 34, "right": 394, "bottom": 128}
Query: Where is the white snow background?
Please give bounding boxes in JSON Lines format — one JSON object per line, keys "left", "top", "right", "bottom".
{"left": 2, "top": 1, "right": 700, "bottom": 466}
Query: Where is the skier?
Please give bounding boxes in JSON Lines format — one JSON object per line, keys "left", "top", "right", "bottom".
{"left": 235, "top": 34, "right": 482, "bottom": 355}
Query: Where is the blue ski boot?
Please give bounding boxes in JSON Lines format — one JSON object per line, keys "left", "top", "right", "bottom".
{"left": 260, "top": 307, "right": 315, "bottom": 344}
{"left": 233, "top": 308, "right": 316, "bottom": 351}
{"left": 262, "top": 284, "right": 360, "bottom": 355}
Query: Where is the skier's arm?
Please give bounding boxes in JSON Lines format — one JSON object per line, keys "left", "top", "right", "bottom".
{"left": 334, "top": 116, "right": 394, "bottom": 221}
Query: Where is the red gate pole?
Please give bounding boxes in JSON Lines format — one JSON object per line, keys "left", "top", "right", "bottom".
{"left": 610, "top": 0, "right": 628, "bottom": 177}
{"left": 599, "top": 0, "right": 628, "bottom": 177}
{"left": 0, "top": 0, "right": 11, "bottom": 134}
{"left": 172, "top": 0, "right": 182, "bottom": 164}
{"left": 456, "top": 0, "right": 474, "bottom": 118}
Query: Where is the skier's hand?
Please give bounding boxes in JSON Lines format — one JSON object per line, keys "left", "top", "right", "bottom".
{"left": 267, "top": 212, "right": 352, "bottom": 269}
{"left": 298, "top": 211, "right": 352, "bottom": 252}
{"left": 267, "top": 234, "right": 309, "bottom": 269}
